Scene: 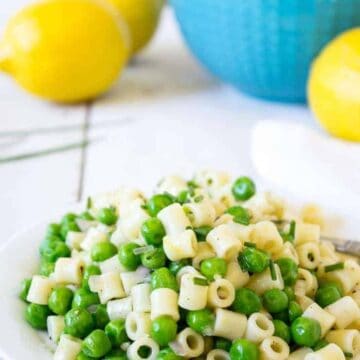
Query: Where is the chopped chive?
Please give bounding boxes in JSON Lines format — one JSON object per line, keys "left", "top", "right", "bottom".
{"left": 193, "top": 277, "right": 208, "bottom": 286}
{"left": 187, "top": 180, "right": 199, "bottom": 189}
{"left": 279, "top": 220, "right": 296, "bottom": 243}
{"left": 225, "top": 206, "right": 251, "bottom": 226}
{"left": 164, "top": 192, "right": 177, "bottom": 202}
{"left": 177, "top": 190, "right": 190, "bottom": 204}
{"left": 186, "top": 225, "right": 193, "bottom": 230}
{"left": 86, "top": 197, "right": 92, "bottom": 209}
{"left": 272, "top": 219, "right": 288, "bottom": 225}
{"left": 289, "top": 220, "right": 296, "bottom": 237}
{"left": 207, "top": 178, "right": 213, "bottom": 185}
{"left": 269, "top": 260, "right": 277, "bottom": 281}
{"left": 194, "top": 226, "right": 212, "bottom": 241}
{"left": 238, "top": 258, "right": 247, "bottom": 273}
{"left": 133, "top": 245, "right": 155, "bottom": 255}
{"left": 141, "top": 204, "right": 148, "bottom": 210}
{"left": 194, "top": 195, "right": 204, "bottom": 203}
{"left": 244, "top": 242, "right": 256, "bottom": 248}
{"left": 344, "top": 352, "right": 353, "bottom": 358}
{"left": 184, "top": 207, "right": 194, "bottom": 220}
{"left": 325, "top": 262, "right": 344, "bottom": 273}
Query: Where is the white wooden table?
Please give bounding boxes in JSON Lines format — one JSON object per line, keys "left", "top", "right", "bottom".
{"left": 0, "top": 3, "right": 314, "bottom": 242}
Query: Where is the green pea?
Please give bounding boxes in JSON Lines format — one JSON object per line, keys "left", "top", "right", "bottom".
{"left": 25, "top": 303, "right": 51, "bottom": 330}
{"left": 91, "top": 242, "right": 117, "bottom": 262}
{"left": 232, "top": 177, "right": 256, "bottom": 201}
{"left": 105, "top": 319, "right": 128, "bottom": 346}
{"left": 186, "top": 309, "right": 214, "bottom": 335}
{"left": 151, "top": 315, "right": 177, "bottom": 346}
{"left": 91, "top": 304, "right": 110, "bottom": 329}
{"left": 193, "top": 226, "right": 212, "bottom": 241}
{"left": 141, "top": 218, "right": 165, "bottom": 246}
{"left": 72, "top": 288, "right": 99, "bottom": 309}
{"left": 313, "top": 339, "right": 329, "bottom": 351}
{"left": 40, "top": 240, "right": 70, "bottom": 263}
{"left": 200, "top": 257, "right": 227, "bottom": 281}
{"left": 103, "top": 349, "right": 127, "bottom": 360}
{"left": 276, "top": 258, "right": 298, "bottom": 286}
{"left": 19, "top": 278, "right": 32, "bottom": 302}
{"left": 215, "top": 338, "right": 232, "bottom": 351}
{"left": 82, "top": 265, "right": 101, "bottom": 290}
{"left": 48, "top": 287, "right": 73, "bottom": 315}
{"left": 157, "top": 348, "right": 183, "bottom": 360}
{"left": 272, "top": 310, "right": 289, "bottom": 323}
{"left": 41, "top": 234, "right": 63, "bottom": 246}
{"left": 320, "top": 281, "right": 343, "bottom": 296}
{"left": 118, "top": 242, "right": 141, "bottom": 271}
{"left": 39, "top": 260, "right": 55, "bottom": 276}
{"left": 76, "top": 352, "right": 93, "bottom": 360}
{"left": 61, "top": 213, "right": 77, "bottom": 223}
{"left": 146, "top": 194, "right": 174, "bottom": 216}
{"left": 60, "top": 220, "right": 80, "bottom": 239}
{"left": 64, "top": 308, "right": 94, "bottom": 338}
{"left": 141, "top": 247, "right": 166, "bottom": 270}
{"left": 47, "top": 223, "right": 62, "bottom": 237}
{"left": 238, "top": 247, "right": 270, "bottom": 273}
{"left": 273, "top": 319, "right": 291, "bottom": 343}
{"left": 288, "top": 301, "right": 303, "bottom": 322}
{"left": 151, "top": 268, "right": 178, "bottom": 292}
{"left": 315, "top": 283, "right": 342, "bottom": 308}
{"left": 97, "top": 207, "right": 118, "bottom": 226}
{"left": 168, "top": 259, "right": 191, "bottom": 276}
{"left": 283, "top": 286, "right": 295, "bottom": 301}
{"left": 291, "top": 317, "right": 321, "bottom": 347}
{"left": 226, "top": 206, "right": 251, "bottom": 225}
{"left": 82, "top": 329, "right": 112, "bottom": 358}
{"left": 263, "top": 289, "right": 289, "bottom": 313}
{"left": 79, "top": 211, "right": 95, "bottom": 221}
{"left": 232, "top": 288, "right": 262, "bottom": 315}
{"left": 230, "top": 339, "right": 259, "bottom": 360}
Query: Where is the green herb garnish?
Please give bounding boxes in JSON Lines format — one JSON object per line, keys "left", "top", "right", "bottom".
{"left": 325, "top": 262, "right": 344, "bottom": 273}
{"left": 193, "top": 277, "right": 208, "bottom": 286}
{"left": 269, "top": 260, "right": 277, "bottom": 281}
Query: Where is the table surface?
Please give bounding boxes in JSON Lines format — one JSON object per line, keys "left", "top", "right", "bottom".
{"left": 0, "top": 2, "right": 314, "bottom": 242}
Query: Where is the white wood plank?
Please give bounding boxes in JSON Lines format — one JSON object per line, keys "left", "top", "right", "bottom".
{"left": 0, "top": 66, "right": 86, "bottom": 243}
{"left": 0, "top": 88, "right": 87, "bottom": 241}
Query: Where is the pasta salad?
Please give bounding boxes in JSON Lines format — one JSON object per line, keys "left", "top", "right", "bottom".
{"left": 19, "top": 171, "right": 360, "bottom": 360}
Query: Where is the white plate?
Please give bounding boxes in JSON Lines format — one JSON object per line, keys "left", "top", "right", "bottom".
{"left": 0, "top": 222, "right": 55, "bottom": 360}
{"left": 0, "top": 202, "right": 359, "bottom": 360}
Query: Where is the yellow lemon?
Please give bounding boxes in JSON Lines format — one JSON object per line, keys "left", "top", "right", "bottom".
{"left": 107, "top": 0, "right": 163, "bottom": 54}
{"left": 308, "top": 28, "right": 360, "bottom": 142}
{"left": 0, "top": 0, "right": 131, "bottom": 103}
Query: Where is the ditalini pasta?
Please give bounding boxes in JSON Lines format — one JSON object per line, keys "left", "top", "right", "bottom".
{"left": 259, "top": 336, "right": 290, "bottom": 360}
{"left": 18, "top": 171, "right": 360, "bottom": 360}
{"left": 304, "top": 343, "right": 345, "bottom": 360}
{"left": 245, "top": 312, "right": 275, "bottom": 343}
{"left": 53, "top": 334, "right": 82, "bottom": 360}
{"left": 325, "top": 296, "right": 360, "bottom": 329}
{"left": 213, "top": 308, "right": 247, "bottom": 340}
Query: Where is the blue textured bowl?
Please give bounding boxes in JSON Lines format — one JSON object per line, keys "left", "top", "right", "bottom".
{"left": 171, "top": 0, "right": 360, "bottom": 102}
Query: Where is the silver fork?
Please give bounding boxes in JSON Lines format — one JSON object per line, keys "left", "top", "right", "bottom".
{"left": 321, "top": 236, "right": 360, "bottom": 257}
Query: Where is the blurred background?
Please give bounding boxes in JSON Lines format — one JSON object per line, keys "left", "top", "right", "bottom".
{"left": 1, "top": 0, "right": 360, "bottom": 242}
